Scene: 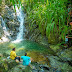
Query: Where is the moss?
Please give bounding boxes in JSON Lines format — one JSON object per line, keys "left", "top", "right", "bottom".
{"left": 50, "top": 45, "right": 61, "bottom": 52}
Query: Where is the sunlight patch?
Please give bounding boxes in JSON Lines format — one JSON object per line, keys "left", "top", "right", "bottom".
{"left": 0, "top": 36, "right": 9, "bottom": 43}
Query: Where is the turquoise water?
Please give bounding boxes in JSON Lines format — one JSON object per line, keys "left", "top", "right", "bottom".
{"left": 10, "top": 40, "right": 55, "bottom": 56}
{"left": 0, "top": 40, "right": 55, "bottom": 63}
{"left": 0, "top": 40, "right": 55, "bottom": 55}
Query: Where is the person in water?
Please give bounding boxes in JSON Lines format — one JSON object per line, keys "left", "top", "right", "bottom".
{"left": 21, "top": 53, "right": 32, "bottom": 66}
{"left": 10, "top": 48, "right": 20, "bottom": 62}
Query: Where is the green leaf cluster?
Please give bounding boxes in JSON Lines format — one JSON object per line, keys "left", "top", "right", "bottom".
{"left": 24, "top": 0, "right": 70, "bottom": 41}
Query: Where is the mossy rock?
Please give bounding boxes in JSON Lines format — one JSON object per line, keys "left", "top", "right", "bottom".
{"left": 0, "top": 57, "right": 19, "bottom": 72}
{"left": 62, "top": 63, "right": 72, "bottom": 72}
{"left": 58, "top": 48, "right": 72, "bottom": 61}
{"left": 27, "top": 51, "right": 50, "bottom": 66}
{"left": 49, "top": 45, "right": 61, "bottom": 52}
{"left": 9, "top": 65, "right": 32, "bottom": 72}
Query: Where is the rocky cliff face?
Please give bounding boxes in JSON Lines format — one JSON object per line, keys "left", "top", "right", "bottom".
{"left": 0, "top": 5, "right": 20, "bottom": 40}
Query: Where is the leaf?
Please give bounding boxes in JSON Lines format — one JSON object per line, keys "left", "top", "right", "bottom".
{"left": 47, "top": 0, "right": 49, "bottom": 5}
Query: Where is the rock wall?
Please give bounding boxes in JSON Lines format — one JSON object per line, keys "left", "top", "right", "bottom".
{"left": 0, "top": 5, "right": 20, "bottom": 40}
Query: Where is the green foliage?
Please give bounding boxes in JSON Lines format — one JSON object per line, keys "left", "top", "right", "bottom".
{"left": 24, "top": 0, "right": 70, "bottom": 41}
{"left": 0, "top": 0, "right": 2, "bottom": 4}
{"left": 8, "top": 0, "right": 23, "bottom": 9}
{"left": 9, "top": 0, "right": 70, "bottom": 41}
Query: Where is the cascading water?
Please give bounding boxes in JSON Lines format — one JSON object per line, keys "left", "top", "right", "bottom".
{"left": 16, "top": 6, "right": 24, "bottom": 40}
{"left": 0, "top": 15, "right": 10, "bottom": 36}
{"left": 12, "top": 5, "right": 25, "bottom": 43}
{"left": 0, "top": 15, "right": 11, "bottom": 42}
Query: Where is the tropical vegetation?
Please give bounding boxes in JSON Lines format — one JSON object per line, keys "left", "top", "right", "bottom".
{"left": 0, "top": 0, "right": 71, "bottom": 43}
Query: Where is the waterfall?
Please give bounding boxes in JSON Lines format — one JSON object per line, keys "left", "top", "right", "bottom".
{"left": 16, "top": 6, "right": 24, "bottom": 40}
{"left": 0, "top": 16, "right": 9, "bottom": 36}
{"left": 0, "top": 15, "right": 11, "bottom": 42}
{"left": 12, "top": 5, "right": 25, "bottom": 43}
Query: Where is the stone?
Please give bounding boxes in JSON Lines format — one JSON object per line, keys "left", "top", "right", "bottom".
{"left": 0, "top": 57, "right": 19, "bottom": 72}
{"left": 48, "top": 56, "right": 72, "bottom": 72}
{"left": 49, "top": 45, "right": 61, "bottom": 52}
{"left": 57, "top": 47, "right": 72, "bottom": 61}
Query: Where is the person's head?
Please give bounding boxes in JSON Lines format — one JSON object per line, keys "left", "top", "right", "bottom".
{"left": 25, "top": 53, "right": 27, "bottom": 56}
{"left": 12, "top": 48, "right": 15, "bottom": 51}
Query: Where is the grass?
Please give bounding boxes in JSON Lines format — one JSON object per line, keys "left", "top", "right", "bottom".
{"left": 23, "top": 0, "right": 70, "bottom": 42}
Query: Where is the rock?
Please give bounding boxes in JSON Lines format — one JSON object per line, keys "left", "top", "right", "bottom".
{"left": 0, "top": 4, "right": 20, "bottom": 40}
{"left": 39, "top": 65, "right": 50, "bottom": 70}
{"left": 9, "top": 65, "right": 32, "bottom": 72}
{"left": 0, "top": 57, "right": 19, "bottom": 72}
{"left": 49, "top": 45, "right": 61, "bottom": 52}
{"left": 0, "top": 26, "right": 4, "bottom": 38}
{"left": 48, "top": 56, "right": 72, "bottom": 72}
{"left": 31, "top": 63, "right": 50, "bottom": 72}
{"left": 27, "top": 51, "right": 50, "bottom": 65}
{"left": 57, "top": 47, "right": 72, "bottom": 61}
